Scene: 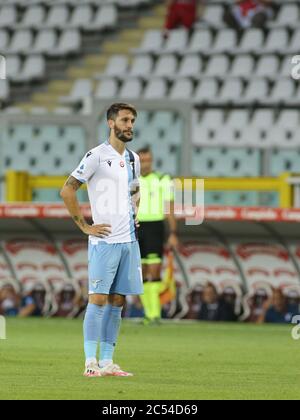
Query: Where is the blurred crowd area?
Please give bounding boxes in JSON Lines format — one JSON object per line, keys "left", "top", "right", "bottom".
{"left": 165, "top": 0, "right": 277, "bottom": 33}
{"left": 1, "top": 279, "right": 299, "bottom": 325}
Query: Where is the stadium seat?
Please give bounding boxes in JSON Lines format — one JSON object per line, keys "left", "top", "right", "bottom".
{"left": 133, "top": 30, "right": 164, "bottom": 55}
{"left": 0, "top": 29, "right": 10, "bottom": 51}
{"left": 259, "top": 29, "right": 289, "bottom": 54}
{"left": 236, "top": 29, "right": 264, "bottom": 54}
{"left": 200, "top": 5, "right": 224, "bottom": 29}
{"left": 205, "top": 54, "right": 230, "bottom": 77}
{"left": 230, "top": 55, "right": 254, "bottom": 79}
{"left": 238, "top": 78, "right": 269, "bottom": 105}
{"left": 255, "top": 56, "right": 279, "bottom": 79}
{"left": 47, "top": 30, "right": 81, "bottom": 56}
{"left": 87, "top": 5, "right": 118, "bottom": 31}
{"left": 169, "top": 79, "right": 193, "bottom": 100}
{"left": 270, "top": 149, "right": 300, "bottom": 176}
{"left": 12, "top": 56, "right": 46, "bottom": 82}
{"left": 212, "top": 78, "right": 244, "bottom": 105}
{"left": 6, "top": 30, "right": 34, "bottom": 54}
{"left": 193, "top": 78, "right": 219, "bottom": 105}
{"left": 183, "top": 29, "right": 213, "bottom": 55}
{"left": 266, "top": 78, "right": 295, "bottom": 105}
{"left": 119, "top": 79, "right": 143, "bottom": 99}
{"left": 44, "top": 5, "right": 70, "bottom": 29}
{"left": 144, "top": 78, "right": 168, "bottom": 100}
{"left": 153, "top": 55, "right": 178, "bottom": 78}
{"left": 269, "top": 4, "right": 299, "bottom": 29}
{"left": 65, "top": 5, "right": 93, "bottom": 29}
{"left": 95, "top": 78, "right": 118, "bottom": 99}
{"left": 176, "top": 55, "right": 203, "bottom": 79}
{"left": 99, "top": 55, "right": 129, "bottom": 79}
{"left": 6, "top": 55, "right": 21, "bottom": 81}
{"left": 286, "top": 29, "right": 300, "bottom": 54}
{"left": 60, "top": 79, "right": 93, "bottom": 105}
{"left": 0, "top": 6, "right": 17, "bottom": 29}
{"left": 29, "top": 29, "right": 57, "bottom": 55}
{"left": 159, "top": 29, "right": 188, "bottom": 54}
{"left": 128, "top": 55, "right": 153, "bottom": 78}
{"left": 16, "top": 5, "right": 46, "bottom": 29}
{"left": 212, "top": 29, "right": 237, "bottom": 54}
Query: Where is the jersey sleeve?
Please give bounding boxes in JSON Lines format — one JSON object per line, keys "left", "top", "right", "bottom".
{"left": 71, "top": 149, "right": 99, "bottom": 184}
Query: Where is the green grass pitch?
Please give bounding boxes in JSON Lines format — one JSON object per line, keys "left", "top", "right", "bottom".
{"left": 0, "top": 318, "right": 299, "bottom": 400}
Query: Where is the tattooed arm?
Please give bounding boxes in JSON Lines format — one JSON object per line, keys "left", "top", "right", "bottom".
{"left": 60, "top": 176, "right": 111, "bottom": 238}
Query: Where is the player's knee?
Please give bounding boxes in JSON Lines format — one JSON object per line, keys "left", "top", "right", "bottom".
{"left": 109, "top": 294, "right": 125, "bottom": 307}
{"left": 89, "top": 294, "right": 108, "bottom": 306}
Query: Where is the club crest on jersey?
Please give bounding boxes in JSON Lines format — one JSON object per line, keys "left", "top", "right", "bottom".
{"left": 120, "top": 161, "right": 125, "bottom": 168}
{"left": 107, "top": 160, "right": 112, "bottom": 167}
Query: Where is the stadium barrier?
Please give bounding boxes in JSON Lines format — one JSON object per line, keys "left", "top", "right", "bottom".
{"left": 5, "top": 171, "right": 293, "bottom": 208}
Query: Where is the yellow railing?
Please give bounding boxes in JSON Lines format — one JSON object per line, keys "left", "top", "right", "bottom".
{"left": 5, "top": 171, "right": 293, "bottom": 208}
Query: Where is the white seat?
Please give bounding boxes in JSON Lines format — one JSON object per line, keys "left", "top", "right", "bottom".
{"left": 87, "top": 5, "right": 118, "bottom": 31}
{"left": 265, "top": 126, "right": 298, "bottom": 148}
{"left": 239, "top": 78, "right": 269, "bottom": 104}
{"left": 0, "top": 29, "right": 9, "bottom": 51}
{"left": 95, "top": 78, "right": 118, "bottom": 99}
{"left": 133, "top": 30, "right": 164, "bottom": 54}
{"left": 153, "top": 55, "right": 177, "bottom": 78}
{"left": 144, "top": 78, "right": 168, "bottom": 100}
{"left": 212, "top": 29, "right": 237, "bottom": 54}
{"left": 43, "top": 5, "right": 69, "bottom": 29}
{"left": 213, "top": 78, "right": 243, "bottom": 104}
{"left": 100, "top": 55, "right": 129, "bottom": 78}
{"left": 267, "top": 78, "right": 295, "bottom": 105}
{"left": 236, "top": 29, "right": 264, "bottom": 54}
{"left": 226, "top": 110, "right": 249, "bottom": 129}
{"left": 169, "top": 79, "right": 193, "bottom": 100}
{"left": 65, "top": 5, "right": 93, "bottom": 29}
{"left": 286, "top": 29, "right": 300, "bottom": 54}
{"left": 119, "top": 79, "right": 143, "bottom": 99}
{"left": 201, "top": 5, "right": 224, "bottom": 28}
{"left": 47, "top": 30, "right": 81, "bottom": 56}
{"left": 259, "top": 29, "right": 289, "bottom": 54}
{"left": 128, "top": 55, "right": 153, "bottom": 78}
{"left": 13, "top": 56, "right": 46, "bottom": 82}
{"left": 269, "top": 4, "right": 299, "bottom": 29}
{"left": 201, "top": 110, "right": 224, "bottom": 128}
{"left": 205, "top": 55, "right": 230, "bottom": 77}
{"left": 61, "top": 79, "right": 93, "bottom": 104}
{"left": 184, "top": 29, "right": 213, "bottom": 55}
{"left": 240, "top": 126, "right": 266, "bottom": 147}
{"left": 6, "top": 30, "right": 33, "bottom": 54}
{"left": 280, "top": 56, "right": 294, "bottom": 79}
{"left": 250, "top": 110, "right": 274, "bottom": 130}
{"left": 193, "top": 78, "right": 219, "bottom": 104}
{"left": 160, "top": 29, "right": 188, "bottom": 54}
{"left": 275, "top": 110, "right": 299, "bottom": 130}
{"left": 6, "top": 55, "right": 21, "bottom": 80}
{"left": 0, "top": 6, "right": 17, "bottom": 28}
{"left": 255, "top": 56, "right": 279, "bottom": 79}
{"left": 177, "top": 55, "right": 202, "bottom": 79}
{"left": 30, "top": 30, "right": 57, "bottom": 54}
{"left": 17, "top": 5, "right": 46, "bottom": 29}
{"left": 231, "top": 55, "right": 254, "bottom": 78}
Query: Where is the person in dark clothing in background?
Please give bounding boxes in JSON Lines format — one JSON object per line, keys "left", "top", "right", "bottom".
{"left": 198, "top": 283, "right": 237, "bottom": 322}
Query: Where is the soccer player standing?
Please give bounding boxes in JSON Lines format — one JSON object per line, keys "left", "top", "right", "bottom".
{"left": 137, "top": 146, "right": 179, "bottom": 325}
{"left": 60, "top": 103, "right": 142, "bottom": 377}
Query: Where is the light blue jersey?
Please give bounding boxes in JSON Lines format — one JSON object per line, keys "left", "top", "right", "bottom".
{"left": 71, "top": 141, "right": 143, "bottom": 296}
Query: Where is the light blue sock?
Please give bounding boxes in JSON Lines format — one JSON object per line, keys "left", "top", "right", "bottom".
{"left": 100, "top": 305, "right": 123, "bottom": 365}
{"left": 83, "top": 303, "right": 104, "bottom": 362}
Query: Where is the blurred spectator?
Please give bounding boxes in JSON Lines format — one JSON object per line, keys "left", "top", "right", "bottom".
{"left": 185, "top": 285, "right": 204, "bottom": 319}
{"left": 0, "top": 284, "right": 19, "bottom": 316}
{"left": 124, "top": 296, "right": 144, "bottom": 318}
{"left": 259, "top": 289, "right": 299, "bottom": 324}
{"left": 224, "top": 0, "right": 275, "bottom": 30}
{"left": 198, "top": 283, "right": 237, "bottom": 322}
{"left": 246, "top": 288, "right": 269, "bottom": 323}
{"left": 164, "top": 0, "right": 199, "bottom": 37}
{"left": 19, "top": 284, "right": 46, "bottom": 317}
{"left": 53, "top": 284, "right": 80, "bottom": 318}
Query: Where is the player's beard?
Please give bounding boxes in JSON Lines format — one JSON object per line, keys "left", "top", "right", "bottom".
{"left": 114, "top": 125, "right": 133, "bottom": 143}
